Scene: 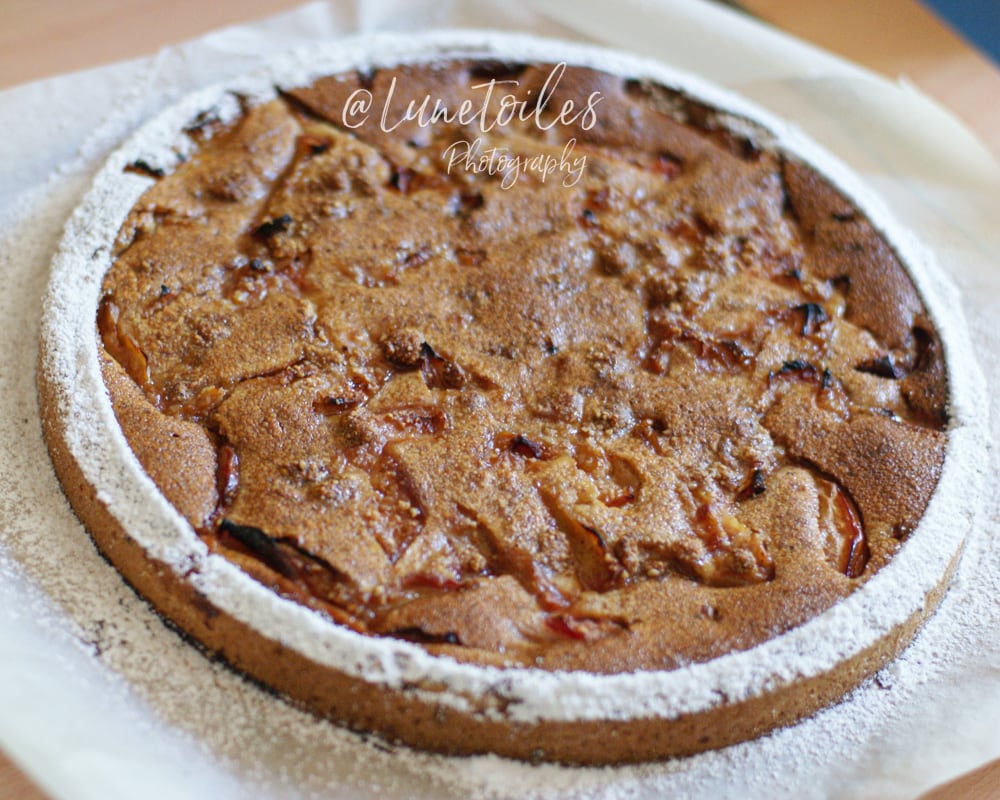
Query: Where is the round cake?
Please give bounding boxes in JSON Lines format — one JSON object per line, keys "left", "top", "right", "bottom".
{"left": 37, "top": 32, "right": 978, "bottom": 764}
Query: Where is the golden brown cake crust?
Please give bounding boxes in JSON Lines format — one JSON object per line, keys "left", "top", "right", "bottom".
{"left": 37, "top": 29, "right": 984, "bottom": 767}
{"left": 92, "top": 60, "right": 949, "bottom": 676}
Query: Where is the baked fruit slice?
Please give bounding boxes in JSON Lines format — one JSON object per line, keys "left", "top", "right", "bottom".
{"left": 38, "top": 32, "right": 979, "bottom": 764}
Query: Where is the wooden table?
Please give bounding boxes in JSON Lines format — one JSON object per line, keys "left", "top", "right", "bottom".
{"left": 1, "top": 2, "right": 998, "bottom": 798}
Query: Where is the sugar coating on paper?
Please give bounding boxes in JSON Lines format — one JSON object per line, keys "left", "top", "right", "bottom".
{"left": 33, "top": 29, "right": 989, "bottom": 734}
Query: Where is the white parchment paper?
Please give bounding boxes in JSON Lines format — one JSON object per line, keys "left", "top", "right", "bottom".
{"left": 1, "top": 2, "right": 998, "bottom": 798}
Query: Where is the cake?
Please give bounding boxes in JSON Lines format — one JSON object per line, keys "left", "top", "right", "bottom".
{"left": 37, "top": 32, "right": 973, "bottom": 764}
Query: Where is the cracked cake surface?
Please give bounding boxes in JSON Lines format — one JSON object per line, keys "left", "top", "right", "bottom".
{"left": 93, "top": 59, "right": 950, "bottom": 676}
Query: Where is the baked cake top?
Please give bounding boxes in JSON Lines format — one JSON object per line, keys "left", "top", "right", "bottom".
{"left": 96, "top": 59, "right": 948, "bottom": 673}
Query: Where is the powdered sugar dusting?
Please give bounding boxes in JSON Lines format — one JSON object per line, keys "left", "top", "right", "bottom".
{"left": 38, "top": 30, "right": 988, "bottom": 728}
{"left": 2, "top": 25, "right": 996, "bottom": 800}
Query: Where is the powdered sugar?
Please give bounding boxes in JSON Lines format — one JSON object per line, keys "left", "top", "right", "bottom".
{"left": 3, "top": 16, "right": 998, "bottom": 800}
{"left": 37, "top": 29, "right": 988, "bottom": 728}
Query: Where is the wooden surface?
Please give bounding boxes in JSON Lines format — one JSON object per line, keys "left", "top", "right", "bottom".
{"left": 744, "top": 0, "right": 1000, "bottom": 158}
{"left": 1, "top": 1, "right": 998, "bottom": 798}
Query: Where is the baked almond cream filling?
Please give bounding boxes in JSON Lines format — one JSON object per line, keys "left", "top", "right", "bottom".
{"left": 96, "top": 61, "right": 947, "bottom": 674}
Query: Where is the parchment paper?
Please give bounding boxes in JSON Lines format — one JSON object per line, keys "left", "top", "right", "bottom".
{"left": 1, "top": 2, "right": 998, "bottom": 798}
